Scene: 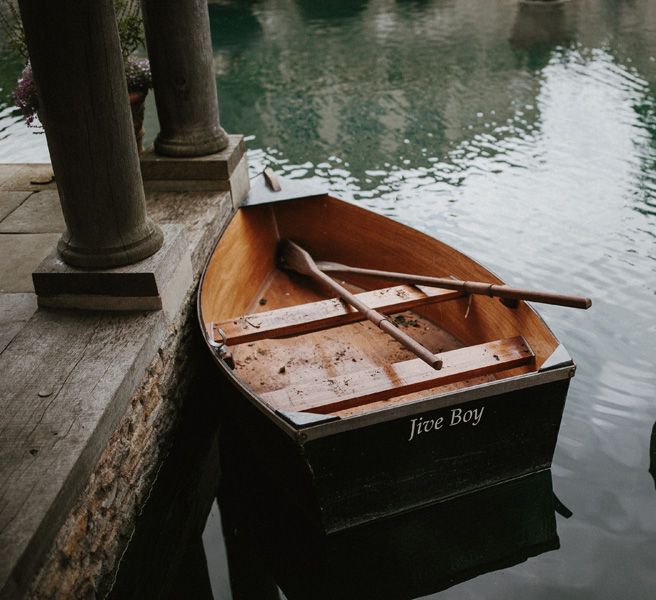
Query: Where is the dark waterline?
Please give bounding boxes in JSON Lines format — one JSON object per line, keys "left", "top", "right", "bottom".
{"left": 2, "top": 0, "right": 655, "bottom": 598}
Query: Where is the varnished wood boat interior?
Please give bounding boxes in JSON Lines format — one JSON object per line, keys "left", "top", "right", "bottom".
{"left": 200, "top": 195, "right": 560, "bottom": 420}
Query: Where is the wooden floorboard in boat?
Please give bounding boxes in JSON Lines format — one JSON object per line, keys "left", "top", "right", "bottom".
{"left": 215, "top": 285, "right": 463, "bottom": 345}
{"left": 231, "top": 268, "right": 491, "bottom": 412}
{"left": 232, "top": 310, "right": 462, "bottom": 397}
{"left": 261, "top": 337, "right": 535, "bottom": 414}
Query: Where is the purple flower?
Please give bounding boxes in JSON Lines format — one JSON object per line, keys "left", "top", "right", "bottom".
{"left": 125, "top": 56, "right": 152, "bottom": 94}
{"left": 12, "top": 64, "right": 39, "bottom": 127}
{"left": 12, "top": 56, "right": 152, "bottom": 128}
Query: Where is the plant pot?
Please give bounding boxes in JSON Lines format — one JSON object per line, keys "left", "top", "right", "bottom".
{"left": 129, "top": 90, "right": 147, "bottom": 153}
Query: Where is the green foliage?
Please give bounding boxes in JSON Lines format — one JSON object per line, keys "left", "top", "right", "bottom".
{"left": 114, "top": 0, "right": 146, "bottom": 60}
{"left": 0, "top": 0, "right": 149, "bottom": 127}
{"left": 0, "top": 2, "right": 28, "bottom": 59}
{"left": 0, "top": 0, "right": 146, "bottom": 61}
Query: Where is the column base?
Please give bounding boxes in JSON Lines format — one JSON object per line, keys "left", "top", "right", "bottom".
{"left": 33, "top": 225, "right": 192, "bottom": 316}
{"left": 141, "top": 134, "right": 250, "bottom": 208}
{"left": 57, "top": 219, "right": 164, "bottom": 270}
{"left": 154, "top": 126, "right": 230, "bottom": 158}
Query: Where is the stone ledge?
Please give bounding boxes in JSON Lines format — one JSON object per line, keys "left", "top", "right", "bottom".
{"left": 0, "top": 168, "right": 237, "bottom": 600}
{"left": 25, "top": 299, "right": 212, "bottom": 600}
{"left": 0, "top": 165, "right": 56, "bottom": 192}
{"left": 0, "top": 294, "right": 38, "bottom": 353}
{"left": 0, "top": 307, "right": 169, "bottom": 600}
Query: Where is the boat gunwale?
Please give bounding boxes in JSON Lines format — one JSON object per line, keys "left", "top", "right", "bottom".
{"left": 203, "top": 345, "right": 573, "bottom": 442}
{"left": 197, "top": 180, "right": 573, "bottom": 444}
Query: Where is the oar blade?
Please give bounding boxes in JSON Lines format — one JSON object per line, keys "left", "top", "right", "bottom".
{"left": 278, "top": 239, "right": 317, "bottom": 276}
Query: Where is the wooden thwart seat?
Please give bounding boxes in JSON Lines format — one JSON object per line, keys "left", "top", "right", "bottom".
{"left": 262, "top": 337, "right": 535, "bottom": 414}
{"left": 214, "top": 284, "right": 463, "bottom": 345}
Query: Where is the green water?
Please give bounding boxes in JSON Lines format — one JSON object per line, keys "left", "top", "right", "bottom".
{"left": 206, "top": 1, "right": 656, "bottom": 598}
{"left": 2, "top": 0, "right": 656, "bottom": 598}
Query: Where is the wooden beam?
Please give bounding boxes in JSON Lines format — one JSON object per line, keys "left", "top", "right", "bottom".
{"left": 262, "top": 337, "right": 535, "bottom": 414}
{"left": 214, "top": 285, "right": 464, "bottom": 345}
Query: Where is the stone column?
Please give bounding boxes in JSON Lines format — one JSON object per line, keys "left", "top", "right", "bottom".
{"left": 141, "top": 0, "right": 230, "bottom": 157}
{"left": 18, "top": 0, "right": 163, "bottom": 269}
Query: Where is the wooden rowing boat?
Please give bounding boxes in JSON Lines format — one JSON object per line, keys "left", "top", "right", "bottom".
{"left": 198, "top": 173, "right": 578, "bottom": 532}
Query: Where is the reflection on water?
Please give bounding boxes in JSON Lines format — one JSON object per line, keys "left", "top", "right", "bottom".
{"left": 111, "top": 405, "right": 563, "bottom": 600}
{"left": 209, "top": 1, "right": 262, "bottom": 52}
{"left": 2, "top": 0, "right": 656, "bottom": 597}
{"left": 510, "top": 1, "right": 577, "bottom": 55}
{"left": 216, "top": 420, "right": 561, "bottom": 600}
{"left": 651, "top": 423, "right": 656, "bottom": 491}
{"left": 209, "top": 0, "right": 656, "bottom": 597}
{"left": 296, "top": 0, "right": 370, "bottom": 22}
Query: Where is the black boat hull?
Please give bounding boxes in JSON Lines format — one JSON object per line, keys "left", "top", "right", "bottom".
{"left": 215, "top": 358, "right": 570, "bottom": 532}
{"left": 218, "top": 432, "right": 561, "bottom": 599}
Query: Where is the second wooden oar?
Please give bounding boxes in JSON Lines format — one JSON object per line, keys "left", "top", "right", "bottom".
{"left": 279, "top": 240, "right": 443, "bottom": 369}
{"left": 315, "top": 261, "right": 592, "bottom": 310}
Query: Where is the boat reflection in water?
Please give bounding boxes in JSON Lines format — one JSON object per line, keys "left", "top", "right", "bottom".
{"left": 650, "top": 422, "right": 655, "bottom": 490}
{"left": 509, "top": 0, "right": 578, "bottom": 56}
{"left": 218, "top": 426, "right": 562, "bottom": 600}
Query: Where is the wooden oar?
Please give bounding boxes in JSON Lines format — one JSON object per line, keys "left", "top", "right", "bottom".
{"left": 279, "top": 240, "right": 443, "bottom": 369}
{"left": 315, "top": 261, "right": 592, "bottom": 310}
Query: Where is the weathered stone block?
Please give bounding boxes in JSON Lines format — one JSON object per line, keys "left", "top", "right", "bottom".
{"left": 0, "top": 233, "right": 62, "bottom": 293}
{"left": 140, "top": 135, "right": 245, "bottom": 181}
{"left": 0, "top": 191, "right": 31, "bottom": 221}
{"left": 0, "top": 191, "right": 65, "bottom": 233}
{"left": 32, "top": 224, "right": 192, "bottom": 316}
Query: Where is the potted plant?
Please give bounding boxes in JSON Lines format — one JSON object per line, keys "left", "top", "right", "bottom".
{"left": 124, "top": 56, "right": 152, "bottom": 153}
{"left": 115, "top": 0, "right": 152, "bottom": 153}
{"left": 12, "top": 63, "right": 39, "bottom": 128}
{"left": 1, "top": 0, "right": 152, "bottom": 151}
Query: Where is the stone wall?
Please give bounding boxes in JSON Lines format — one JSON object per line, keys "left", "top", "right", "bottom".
{"left": 27, "top": 294, "right": 203, "bottom": 599}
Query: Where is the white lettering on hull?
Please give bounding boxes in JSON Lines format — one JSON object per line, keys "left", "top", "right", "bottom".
{"left": 408, "top": 406, "right": 485, "bottom": 441}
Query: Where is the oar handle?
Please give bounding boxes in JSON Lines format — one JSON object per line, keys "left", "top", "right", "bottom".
{"left": 459, "top": 282, "right": 591, "bottom": 309}
{"left": 313, "top": 268, "right": 443, "bottom": 369}
{"left": 379, "top": 318, "right": 443, "bottom": 369}
{"left": 316, "top": 262, "right": 592, "bottom": 310}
